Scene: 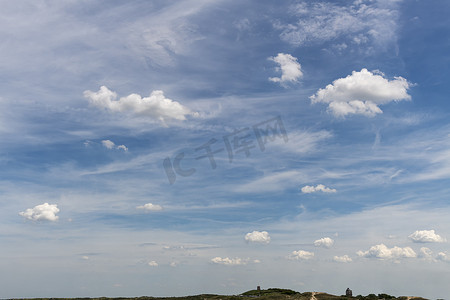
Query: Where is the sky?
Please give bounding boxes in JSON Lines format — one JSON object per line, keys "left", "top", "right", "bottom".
{"left": 1, "top": 0, "right": 450, "bottom": 299}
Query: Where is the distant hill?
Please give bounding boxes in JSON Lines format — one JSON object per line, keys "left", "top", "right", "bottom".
{"left": 239, "top": 288, "right": 429, "bottom": 300}
{"left": 7, "top": 288, "right": 429, "bottom": 300}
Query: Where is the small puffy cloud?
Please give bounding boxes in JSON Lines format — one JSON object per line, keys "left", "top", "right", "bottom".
{"left": 409, "top": 230, "right": 446, "bottom": 243}
{"left": 245, "top": 231, "right": 271, "bottom": 244}
{"left": 137, "top": 203, "right": 163, "bottom": 211}
{"left": 116, "top": 145, "right": 128, "bottom": 151}
{"left": 310, "top": 69, "right": 411, "bottom": 117}
{"left": 82, "top": 256, "right": 90, "bottom": 260}
{"left": 314, "top": 237, "right": 334, "bottom": 248}
{"left": 437, "top": 252, "right": 450, "bottom": 262}
{"left": 333, "top": 255, "right": 352, "bottom": 263}
{"left": 169, "top": 261, "right": 179, "bottom": 267}
{"left": 19, "top": 203, "right": 60, "bottom": 221}
{"left": 269, "top": 53, "right": 303, "bottom": 85}
{"left": 288, "top": 250, "right": 315, "bottom": 260}
{"left": 148, "top": 261, "right": 158, "bottom": 267}
{"left": 418, "top": 247, "right": 433, "bottom": 260}
{"left": 84, "top": 86, "right": 194, "bottom": 123}
{"left": 101, "top": 140, "right": 128, "bottom": 151}
{"left": 301, "top": 184, "right": 336, "bottom": 194}
{"left": 211, "top": 257, "right": 246, "bottom": 265}
{"left": 357, "top": 244, "right": 416, "bottom": 260}
{"left": 102, "top": 140, "right": 115, "bottom": 149}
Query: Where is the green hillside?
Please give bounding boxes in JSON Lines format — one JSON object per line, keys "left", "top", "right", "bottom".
{"left": 7, "top": 288, "right": 429, "bottom": 300}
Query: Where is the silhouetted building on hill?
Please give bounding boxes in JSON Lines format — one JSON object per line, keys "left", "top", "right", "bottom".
{"left": 346, "top": 288, "right": 352, "bottom": 297}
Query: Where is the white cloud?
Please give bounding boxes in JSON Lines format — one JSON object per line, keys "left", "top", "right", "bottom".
{"left": 288, "top": 250, "right": 315, "bottom": 260}
{"left": 357, "top": 244, "right": 416, "bottom": 260}
{"left": 310, "top": 68, "right": 411, "bottom": 117}
{"left": 437, "top": 252, "right": 450, "bottom": 262}
{"left": 136, "top": 203, "right": 163, "bottom": 212}
{"left": 19, "top": 203, "right": 60, "bottom": 221}
{"left": 276, "top": 1, "right": 400, "bottom": 50}
{"left": 269, "top": 53, "right": 303, "bottom": 85}
{"left": 236, "top": 170, "right": 305, "bottom": 193}
{"left": 301, "top": 184, "right": 336, "bottom": 193}
{"left": 327, "top": 100, "right": 383, "bottom": 117}
{"left": 84, "top": 86, "right": 195, "bottom": 123}
{"left": 102, "top": 140, "right": 115, "bottom": 149}
{"left": 314, "top": 237, "right": 334, "bottom": 248}
{"left": 123, "top": 1, "right": 206, "bottom": 68}
{"left": 101, "top": 140, "right": 128, "bottom": 151}
{"left": 333, "top": 255, "right": 352, "bottom": 263}
{"left": 418, "top": 247, "right": 433, "bottom": 260}
{"left": 116, "top": 145, "right": 128, "bottom": 151}
{"left": 148, "top": 261, "right": 158, "bottom": 267}
{"left": 245, "top": 231, "right": 271, "bottom": 244}
{"left": 211, "top": 257, "right": 246, "bottom": 265}
{"left": 409, "top": 230, "right": 446, "bottom": 243}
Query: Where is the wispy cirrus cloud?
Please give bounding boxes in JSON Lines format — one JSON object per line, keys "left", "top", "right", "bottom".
{"left": 275, "top": 0, "right": 401, "bottom": 51}
{"left": 235, "top": 170, "right": 306, "bottom": 193}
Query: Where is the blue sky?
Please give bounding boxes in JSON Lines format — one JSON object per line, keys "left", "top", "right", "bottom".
{"left": 1, "top": 0, "right": 450, "bottom": 298}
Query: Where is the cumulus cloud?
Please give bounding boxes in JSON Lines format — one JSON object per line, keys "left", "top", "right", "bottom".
{"left": 418, "top": 247, "right": 433, "bottom": 260}
{"left": 102, "top": 140, "right": 115, "bottom": 149}
{"left": 333, "top": 255, "right": 352, "bottom": 263}
{"left": 301, "top": 184, "right": 336, "bottom": 193}
{"left": 409, "top": 230, "right": 446, "bottom": 243}
{"left": 288, "top": 250, "right": 315, "bottom": 260}
{"left": 357, "top": 244, "right": 416, "bottom": 260}
{"left": 245, "top": 231, "right": 271, "bottom": 244}
{"left": 269, "top": 53, "right": 303, "bottom": 85}
{"left": 116, "top": 145, "right": 128, "bottom": 151}
{"left": 84, "top": 86, "right": 195, "bottom": 123}
{"left": 136, "top": 203, "right": 163, "bottom": 211}
{"left": 437, "top": 252, "right": 450, "bottom": 262}
{"left": 310, "top": 69, "right": 411, "bottom": 117}
{"left": 101, "top": 140, "right": 128, "bottom": 151}
{"left": 148, "top": 261, "right": 158, "bottom": 267}
{"left": 314, "top": 237, "right": 334, "bottom": 248}
{"left": 19, "top": 203, "right": 60, "bottom": 221}
{"left": 211, "top": 257, "right": 246, "bottom": 265}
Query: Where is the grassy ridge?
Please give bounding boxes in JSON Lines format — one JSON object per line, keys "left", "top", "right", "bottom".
{"left": 6, "top": 288, "right": 429, "bottom": 300}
